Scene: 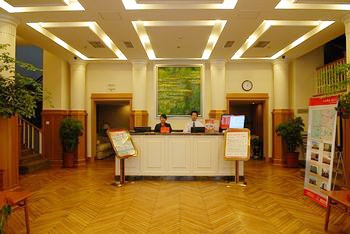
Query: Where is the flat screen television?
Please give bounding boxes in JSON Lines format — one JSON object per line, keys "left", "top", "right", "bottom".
{"left": 220, "top": 114, "right": 245, "bottom": 131}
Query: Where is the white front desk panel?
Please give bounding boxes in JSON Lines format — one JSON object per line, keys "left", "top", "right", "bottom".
{"left": 115, "top": 134, "right": 244, "bottom": 176}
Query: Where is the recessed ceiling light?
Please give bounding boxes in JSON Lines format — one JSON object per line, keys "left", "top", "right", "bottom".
{"left": 275, "top": 0, "right": 350, "bottom": 10}
{"left": 132, "top": 20, "right": 227, "bottom": 60}
{"left": 0, "top": 0, "right": 84, "bottom": 13}
{"left": 122, "top": 0, "right": 238, "bottom": 9}
{"left": 231, "top": 20, "right": 334, "bottom": 60}
{"left": 27, "top": 22, "right": 127, "bottom": 60}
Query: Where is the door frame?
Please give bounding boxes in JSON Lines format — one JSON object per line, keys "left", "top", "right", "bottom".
{"left": 226, "top": 93, "right": 269, "bottom": 161}
{"left": 91, "top": 93, "right": 132, "bottom": 159}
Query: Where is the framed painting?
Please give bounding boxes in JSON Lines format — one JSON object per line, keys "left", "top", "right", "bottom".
{"left": 157, "top": 65, "right": 202, "bottom": 116}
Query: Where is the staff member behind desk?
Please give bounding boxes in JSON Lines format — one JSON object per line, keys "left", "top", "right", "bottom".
{"left": 154, "top": 114, "right": 172, "bottom": 133}
{"left": 183, "top": 110, "right": 204, "bottom": 133}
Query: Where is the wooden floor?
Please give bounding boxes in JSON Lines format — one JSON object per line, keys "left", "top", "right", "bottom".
{"left": 6, "top": 159, "right": 350, "bottom": 233}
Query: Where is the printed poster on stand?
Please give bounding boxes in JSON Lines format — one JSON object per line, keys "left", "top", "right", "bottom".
{"left": 304, "top": 96, "right": 338, "bottom": 208}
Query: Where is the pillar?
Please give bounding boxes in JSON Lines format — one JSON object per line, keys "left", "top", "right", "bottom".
{"left": 209, "top": 60, "right": 227, "bottom": 119}
{"left": 342, "top": 15, "right": 350, "bottom": 185}
{"left": 42, "top": 51, "right": 70, "bottom": 166}
{"left": 272, "top": 59, "right": 293, "bottom": 166}
{"left": 131, "top": 60, "right": 148, "bottom": 127}
{"left": 69, "top": 60, "right": 87, "bottom": 167}
{"left": 0, "top": 14, "right": 19, "bottom": 190}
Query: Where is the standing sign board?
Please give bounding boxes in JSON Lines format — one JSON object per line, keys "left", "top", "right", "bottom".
{"left": 107, "top": 129, "right": 137, "bottom": 159}
{"left": 107, "top": 129, "right": 137, "bottom": 185}
{"left": 304, "top": 96, "right": 338, "bottom": 207}
{"left": 224, "top": 128, "right": 250, "bottom": 184}
{"left": 224, "top": 128, "right": 250, "bottom": 161}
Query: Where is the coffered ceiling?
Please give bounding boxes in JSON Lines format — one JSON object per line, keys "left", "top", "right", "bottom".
{"left": 1, "top": 0, "right": 349, "bottom": 62}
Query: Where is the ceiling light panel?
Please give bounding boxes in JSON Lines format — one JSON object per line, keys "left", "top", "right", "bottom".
{"left": 132, "top": 20, "right": 227, "bottom": 60}
{"left": 245, "top": 26, "right": 313, "bottom": 57}
{"left": 231, "top": 20, "right": 334, "bottom": 60}
{"left": 122, "top": 0, "right": 237, "bottom": 9}
{"left": 27, "top": 22, "right": 127, "bottom": 60}
{"left": 275, "top": 0, "right": 350, "bottom": 10}
{"left": 0, "top": 0, "right": 84, "bottom": 12}
{"left": 47, "top": 27, "right": 116, "bottom": 58}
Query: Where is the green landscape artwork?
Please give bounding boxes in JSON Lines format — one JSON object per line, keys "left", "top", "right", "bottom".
{"left": 157, "top": 66, "right": 201, "bottom": 116}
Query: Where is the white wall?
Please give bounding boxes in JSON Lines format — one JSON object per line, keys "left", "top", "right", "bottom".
{"left": 82, "top": 57, "right": 324, "bottom": 159}
{"left": 43, "top": 50, "right": 70, "bottom": 110}
{"left": 226, "top": 62, "right": 274, "bottom": 158}
{"left": 291, "top": 47, "right": 324, "bottom": 127}
{"left": 86, "top": 63, "right": 132, "bottom": 156}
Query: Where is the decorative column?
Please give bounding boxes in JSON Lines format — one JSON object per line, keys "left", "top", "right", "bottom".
{"left": 0, "top": 14, "right": 19, "bottom": 190}
{"left": 131, "top": 60, "right": 148, "bottom": 127}
{"left": 342, "top": 15, "right": 350, "bottom": 184}
{"left": 272, "top": 59, "right": 293, "bottom": 166}
{"left": 209, "top": 60, "right": 227, "bottom": 119}
{"left": 69, "top": 60, "right": 87, "bottom": 167}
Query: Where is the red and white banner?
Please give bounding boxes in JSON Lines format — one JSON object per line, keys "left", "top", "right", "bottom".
{"left": 304, "top": 96, "right": 338, "bottom": 207}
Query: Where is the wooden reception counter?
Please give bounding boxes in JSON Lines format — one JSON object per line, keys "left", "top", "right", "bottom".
{"left": 114, "top": 133, "right": 244, "bottom": 178}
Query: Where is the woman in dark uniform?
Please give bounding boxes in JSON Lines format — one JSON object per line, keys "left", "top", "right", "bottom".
{"left": 154, "top": 114, "right": 172, "bottom": 133}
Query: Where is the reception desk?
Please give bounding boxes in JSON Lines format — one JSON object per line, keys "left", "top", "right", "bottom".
{"left": 114, "top": 133, "right": 244, "bottom": 178}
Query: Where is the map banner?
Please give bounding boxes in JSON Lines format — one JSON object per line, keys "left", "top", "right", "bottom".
{"left": 304, "top": 96, "right": 338, "bottom": 207}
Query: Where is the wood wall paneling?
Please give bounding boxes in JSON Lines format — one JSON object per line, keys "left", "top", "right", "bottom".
{"left": 70, "top": 111, "right": 87, "bottom": 167}
{"left": 272, "top": 109, "right": 294, "bottom": 166}
{"left": 0, "top": 117, "right": 19, "bottom": 190}
{"left": 131, "top": 110, "right": 149, "bottom": 127}
{"left": 209, "top": 110, "right": 227, "bottom": 120}
{"left": 41, "top": 110, "right": 70, "bottom": 167}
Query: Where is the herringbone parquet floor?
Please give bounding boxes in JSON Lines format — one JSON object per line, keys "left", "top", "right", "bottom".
{"left": 5, "top": 159, "right": 350, "bottom": 233}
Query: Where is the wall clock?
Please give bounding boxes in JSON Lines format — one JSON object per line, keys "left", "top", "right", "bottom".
{"left": 242, "top": 80, "right": 253, "bottom": 91}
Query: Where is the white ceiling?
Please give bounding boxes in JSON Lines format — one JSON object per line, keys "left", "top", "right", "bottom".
{"left": 1, "top": 0, "right": 349, "bottom": 62}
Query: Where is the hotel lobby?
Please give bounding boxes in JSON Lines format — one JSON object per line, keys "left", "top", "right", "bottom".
{"left": 1, "top": 0, "right": 350, "bottom": 233}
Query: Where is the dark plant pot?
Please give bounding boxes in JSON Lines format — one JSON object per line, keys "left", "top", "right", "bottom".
{"left": 286, "top": 152, "right": 299, "bottom": 168}
{"left": 63, "top": 152, "right": 75, "bottom": 168}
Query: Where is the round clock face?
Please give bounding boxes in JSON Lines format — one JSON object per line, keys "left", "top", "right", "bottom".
{"left": 242, "top": 80, "right": 253, "bottom": 91}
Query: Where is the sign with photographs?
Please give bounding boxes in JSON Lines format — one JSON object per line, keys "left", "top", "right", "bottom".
{"left": 304, "top": 96, "right": 338, "bottom": 208}
{"left": 224, "top": 128, "right": 250, "bottom": 161}
{"left": 107, "top": 129, "right": 137, "bottom": 159}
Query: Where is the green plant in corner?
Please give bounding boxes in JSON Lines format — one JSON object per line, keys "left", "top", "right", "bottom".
{"left": 59, "top": 118, "right": 84, "bottom": 153}
{"left": 0, "top": 44, "right": 43, "bottom": 118}
{"left": 0, "top": 202, "right": 11, "bottom": 234}
{"left": 276, "top": 117, "right": 305, "bottom": 153}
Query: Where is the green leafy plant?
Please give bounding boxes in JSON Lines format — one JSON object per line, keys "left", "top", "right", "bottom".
{"left": 321, "top": 63, "right": 350, "bottom": 118}
{"left": 276, "top": 117, "right": 305, "bottom": 153}
{"left": 336, "top": 92, "right": 350, "bottom": 118}
{"left": 0, "top": 203, "right": 11, "bottom": 234}
{"left": 0, "top": 44, "right": 43, "bottom": 118}
{"left": 59, "top": 118, "right": 84, "bottom": 153}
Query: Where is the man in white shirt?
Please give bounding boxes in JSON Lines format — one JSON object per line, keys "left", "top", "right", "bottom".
{"left": 183, "top": 110, "right": 204, "bottom": 133}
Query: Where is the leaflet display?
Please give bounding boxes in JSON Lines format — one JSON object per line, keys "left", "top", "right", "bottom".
{"left": 304, "top": 96, "right": 338, "bottom": 208}
{"left": 224, "top": 128, "right": 250, "bottom": 161}
{"left": 107, "top": 129, "right": 137, "bottom": 159}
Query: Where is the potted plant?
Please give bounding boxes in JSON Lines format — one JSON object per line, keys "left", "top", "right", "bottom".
{"left": 276, "top": 117, "right": 305, "bottom": 167}
{"left": 336, "top": 92, "right": 350, "bottom": 119}
{"left": 0, "top": 195, "right": 11, "bottom": 234}
{"left": 59, "top": 118, "right": 84, "bottom": 168}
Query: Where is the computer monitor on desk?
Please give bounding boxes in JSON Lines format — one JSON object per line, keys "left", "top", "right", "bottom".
{"left": 220, "top": 114, "right": 245, "bottom": 131}
{"left": 134, "top": 127, "right": 151, "bottom": 132}
{"left": 191, "top": 127, "right": 205, "bottom": 133}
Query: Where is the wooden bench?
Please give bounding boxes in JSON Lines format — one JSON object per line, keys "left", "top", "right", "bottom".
{"left": 324, "top": 190, "right": 350, "bottom": 231}
{"left": 0, "top": 190, "right": 31, "bottom": 234}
